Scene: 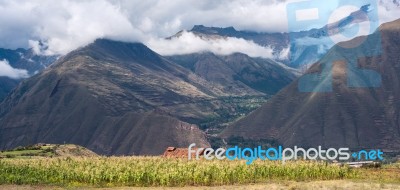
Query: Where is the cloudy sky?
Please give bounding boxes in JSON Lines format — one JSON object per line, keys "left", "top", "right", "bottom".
{"left": 0, "top": 0, "right": 399, "bottom": 56}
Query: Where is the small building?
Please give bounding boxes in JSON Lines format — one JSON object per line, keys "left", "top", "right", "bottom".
{"left": 163, "top": 147, "right": 205, "bottom": 158}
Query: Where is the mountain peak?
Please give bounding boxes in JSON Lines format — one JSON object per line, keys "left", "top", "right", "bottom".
{"left": 71, "top": 38, "right": 162, "bottom": 63}
{"left": 190, "top": 25, "right": 238, "bottom": 36}
{"left": 191, "top": 25, "right": 206, "bottom": 30}
{"left": 91, "top": 38, "right": 148, "bottom": 52}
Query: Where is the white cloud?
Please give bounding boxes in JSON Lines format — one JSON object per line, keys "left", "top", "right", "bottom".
{"left": 115, "top": 0, "right": 292, "bottom": 36}
{"left": 28, "top": 40, "right": 42, "bottom": 55}
{"left": 277, "top": 46, "right": 290, "bottom": 60}
{"left": 0, "top": 0, "right": 398, "bottom": 56}
{"left": 378, "top": 0, "right": 400, "bottom": 24}
{"left": 147, "top": 31, "right": 275, "bottom": 58}
{"left": 0, "top": 59, "right": 29, "bottom": 79}
{"left": 0, "top": 0, "right": 144, "bottom": 55}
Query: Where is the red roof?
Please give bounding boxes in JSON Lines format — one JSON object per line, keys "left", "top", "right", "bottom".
{"left": 163, "top": 147, "right": 205, "bottom": 158}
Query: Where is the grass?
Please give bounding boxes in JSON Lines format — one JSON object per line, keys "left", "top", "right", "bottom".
{"left": 0, "top": 144, "right": 56, "bottom": 158}
{"left": 0, "top": 157, "right": 358, "bottom": 187}
{"left": 0, "top": 150, "right": 44, "bottom": 156}
{"left": 0, "top": 144, "right": 97, "bottom": 159}
{"left": 383, "top": 161, "right": 400, "bottom": 169}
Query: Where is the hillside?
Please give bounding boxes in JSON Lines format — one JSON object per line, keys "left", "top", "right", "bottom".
{"left": 167, "top": 53, "right": 296, "bottom": 96}
{"left": 0, "top": 143, "right": 97, "bottom": 158}
{"left": 222, "top": 19, "right": 400, "bottom": 152}
{"left": 0, "top": 39, "right": 213, "bottom": 155}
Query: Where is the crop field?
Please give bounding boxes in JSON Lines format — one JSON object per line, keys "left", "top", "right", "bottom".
{"left": 0, "top": 157, "right": 382, "bottom": 187}
{"left": 0, "top": 156, "right": 399, "bottom": 189}
{"left": 0, "top": 157, "right": 355, "bottom": 187}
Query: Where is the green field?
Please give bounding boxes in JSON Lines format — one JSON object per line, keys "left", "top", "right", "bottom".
{"left": 0, "top": 145, "right": 399, "bottom": 188}
{"left": 0, "top": 156, "right": 398, "bottom": 188}
{"left": 0, "top": 144, "right": 98, "bottom": 159}
{"left": 0, "top": 157, "right": 356, "bottom": 187}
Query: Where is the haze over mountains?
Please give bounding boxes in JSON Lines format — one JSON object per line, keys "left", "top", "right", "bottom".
{"left": 222, "top": 19, "right": 400, "bottom": 152}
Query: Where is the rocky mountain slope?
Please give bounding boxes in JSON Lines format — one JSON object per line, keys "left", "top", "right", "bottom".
{"left": 0, "top": 39, "right": 216, "bottom": 155}
{"left": 167, "top": 53, "right": 296, "bottom": 96}
{"left": 222, "top": 19, "right": 400, "bottom": 152}
{"left": 0, "top": 39, "right": 298, "bottom": 155}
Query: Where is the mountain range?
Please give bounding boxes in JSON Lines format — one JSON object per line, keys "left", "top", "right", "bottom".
{"left": 0, "top": 5, "right": 399, "bottom": 156}
{"left": 0, "top": 3, "right": 378, "bottom": 103}
{"left": 0, "top": 39, "right": 294, "bottom": 155}
{"left": 170, "top": 4, "right": 380, "bottom": 71}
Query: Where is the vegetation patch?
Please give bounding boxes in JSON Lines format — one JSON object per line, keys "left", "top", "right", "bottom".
{"left": 0, "top": 157, "right": 358, "bottom": 187}
{"left": 0, "top": 144, "right": 97, "bottom": 159}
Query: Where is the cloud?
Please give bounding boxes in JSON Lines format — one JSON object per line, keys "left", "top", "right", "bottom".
{"left": 0, "top": 0, "right": 398, "bottom": 56}
{"left": 115, "top": 0, "right": 291, "bottom": 36}
{"left": 0, "top": 0, "right": 144, "bottom": 55}
{"left": 378, "top": 0, "right": 400, "bottom": 24}
{"left": 277, "top": 46, "right": 290, "bottom": 60}
{"left": 28, "top": 40, "right": 42, "bottom": 55}
{"left": 0, "top": 59, "right": 29, "bottom": 79}
{"left": 147, "top": 31, "right": 275, "bottom": 58}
